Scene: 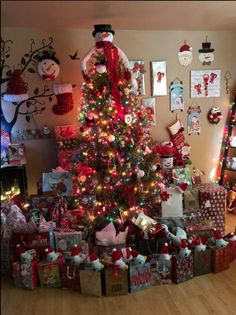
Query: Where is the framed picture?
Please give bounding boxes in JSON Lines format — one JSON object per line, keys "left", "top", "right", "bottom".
{"left": 190, "top": 70, "right": 221, "bottom": 98}
{"left": 42, "top": 172, "right": 73, "bottom": 196}
{"left": 151, "top": 61, "right": 167, "bottom": 96}
{"left": 142, "top": 98, "right": 156, "bottom": 126}
{"left": 129, "top": 60, "right": 146, "bottom": 96}
{"left": 170, "top": 81, "right": 184, "bottom": 111}
{"left": 187, "top": 106, "right": 201, "bottom": 135}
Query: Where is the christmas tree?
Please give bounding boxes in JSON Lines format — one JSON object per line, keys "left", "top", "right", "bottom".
{"left": 70, "top": 25, "right": 165, "bottom": 232}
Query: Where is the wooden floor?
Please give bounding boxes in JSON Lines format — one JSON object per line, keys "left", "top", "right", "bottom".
{"left": 1, "top": 213, "right": 236, "bottom": 315}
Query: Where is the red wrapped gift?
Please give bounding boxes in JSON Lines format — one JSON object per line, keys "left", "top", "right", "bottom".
{"left": 12, "top": 259, "right": 39, "bottom": 290}
{"left": 186, "top": 228, "right": 215, "bottom": 245}
{"left": 67, "top": 209, "right": 84, "bottom": 229}
{"left": 211, "top": 246, "right": 230, "bottom": 273}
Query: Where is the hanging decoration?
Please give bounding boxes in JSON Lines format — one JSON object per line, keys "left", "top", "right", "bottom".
{"left": 198, "top": 36, "right": 215, "bottom": 66}
{"left": 178, "top": 41, "right": 193, "bottom": 66}
{"left": 151, "top": 61, "right": 167, "bottom": 96}
{"left": 37, "top": 50, "right": 60, "bottom": 81}
{"left": 129, "top": 60, "right": 146, "bottom": 96}
{"left": 224, "top": 71, "right": 231, "bottom": 95}
{"left": 52, "top": 83, "right": 74, "bottom": 115}
{"left": 187, "top": 105, "right": 201, "bottom": 135}
{"left": 3, "top": 69, "right": 29, "bottom": 103}
{"left": 207, "top": 107, "right": 222, "bottom": 124}
{"left": 169, "top": 78, "right": 184, "bottom": 112}
{"left": 190, "top": 70, "right": 221, "bottom": 98}
{"left": 141, "top": 98, "right": 156, "bottom": 126}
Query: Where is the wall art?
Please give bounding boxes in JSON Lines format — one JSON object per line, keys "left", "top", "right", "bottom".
{"left": 207, "top": 107, "right": 222, "bottom": 124}
{"left": 37, "top": 50, "right": 60, "bottom": 81}
{"left": 187, "top": 106, "right": 201, "bottom": 135}
{"left": 169, "top": 78, "right": 184, "bottom": 112}
{"left": 151, "top": 61, "right": 167, "bottom": 96}
{"left": 190, "top": 70, "right": 221, "bottom": 98}
{"left": 15, "top": 126, "right": 52, "bottom": 141}
{"left": 129, "top": 60, "right": 146, "bottom": 96}
{"left": 142, "top": 98, "right": 156, "bottom": 126}
{"left": 198, "top": 37, "right": 215, "bottom": 66}
{"left": 178, "top": 41, "right": 193, "bottom": 66}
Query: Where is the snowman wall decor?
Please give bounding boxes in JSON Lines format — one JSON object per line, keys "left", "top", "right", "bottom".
{"left": 198, "top": 37, "right": 215, "bottom": 66}
{"left": 37, "top": 50, "right": 60, "bottom": 81}
{"left": 178, "top": 41, "right": 193, "bottom": 66}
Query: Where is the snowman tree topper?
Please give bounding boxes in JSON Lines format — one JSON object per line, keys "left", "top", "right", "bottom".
{"left": 81, "top": 24, "right": 131, "bottom": 120}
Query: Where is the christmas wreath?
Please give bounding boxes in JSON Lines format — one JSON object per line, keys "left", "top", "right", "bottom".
{"left": 207, "top": 107, "right": 222, "bottom": 124}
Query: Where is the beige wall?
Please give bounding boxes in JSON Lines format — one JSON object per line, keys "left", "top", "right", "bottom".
{"left": 1, "top": 28, "right": 236, "bottom": 194}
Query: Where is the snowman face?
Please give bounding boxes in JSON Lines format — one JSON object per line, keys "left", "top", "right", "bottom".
{"left": 178, "top": 51, "right": 193, "bottom": 66}
{"left": 95, "top": 32, "right": 114, "bottom": 43}
{"left": 37, "top": 58, "right": 60, "bottom": 80}
{"left": 199, "top": 52, "right": 214, "bottom": 64}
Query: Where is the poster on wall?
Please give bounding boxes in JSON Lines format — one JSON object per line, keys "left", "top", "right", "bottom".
{"left": 142, "top": 98, "right": 156, "bottom": 126}
{"left": 129, "top": 60, "right": 146, "bottom": 96}
{"left": 187, "top": 106, "right": 201, "bottom": 135}
{"left": 169, "top": 81, "right": 184, "bottom": 112}
{"left": 190, "top": 70, "right": 221, "bottom": 98}
{"left": 151, "top": 61, "right": 167, "bottom": 96}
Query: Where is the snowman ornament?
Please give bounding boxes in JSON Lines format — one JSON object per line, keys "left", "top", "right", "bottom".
{"left": 178, "top": 41, "right": 193, "bottom": 66}
{"left": 37, "top": 51, "right": 60, "bottom": 81}
{"left": 198, "top": 39, "right": 215, "bottom": 66}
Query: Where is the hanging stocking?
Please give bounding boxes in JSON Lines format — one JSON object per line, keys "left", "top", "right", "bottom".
{"left": 52, "top": 83, "right": 73, "bottom": 115}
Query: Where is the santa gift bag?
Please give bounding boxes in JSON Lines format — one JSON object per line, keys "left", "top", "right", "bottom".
{"left": 211, "top": 246, "right": 230, "bottom": 273}
{"left": 61, "top": 263, "right": 80, "bottom": 291}
{"left": 79, "top": 269, "right": 102, "bottom": 297}
{"left": 161, "top": 187, "right": 183, "bottom": 218}
{"left": 129, "top": 263, "right": 152, "bottom": 292}
{"left": 172, "top": 254, "right": 194, "bottom": 284}
{"left": 37, "top": 259, "right": 62, "bottom": 288}
{"left": 193, "top": 249, "right": 212, "bottom": 276}
{"left": 103, "top": 268, "right": 129, "bottom": 296}
{"left": 54, "top": 230, "right": 82, "bottom": 260}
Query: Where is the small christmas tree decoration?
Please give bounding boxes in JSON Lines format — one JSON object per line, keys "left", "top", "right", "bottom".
{"left": 52, "top": 83, "right": 74, "bottom": 115}
{"left": 178, "top": 41, "right": 193, "bottom": 66}
{"left": 37, "top": 50, "right": 60, "bottom": 80}
{"left": 3, "top": 70, "right": 29, "bottom": 102}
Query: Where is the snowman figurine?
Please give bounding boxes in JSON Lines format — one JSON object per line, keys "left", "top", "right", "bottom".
{"left": 193, "top": 237, "right": 206, "bottom": 252}
{"left": 45, "top": 247, "right": 60, "bottom": 262}
{"left": 159, "top": 243, "right": 171, "bottom": 261}
{"left": 89, "top": 252, "right": 104, "bottom": 271}
{"left": 37, "top": 50, "right": 60, "bottom": 81}
{"left": 131, "top": 249, "right": 147, "bottom": 265}
{"left": 178, "top": 239, "right": 191, "bottom": 258}
{"left": 214, "top": 231, "right": 229, "bottom": 249}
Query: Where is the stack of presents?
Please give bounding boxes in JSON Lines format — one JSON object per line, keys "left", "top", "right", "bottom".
{"left": 1, "top": 124, "right": 236, "bottom": 297}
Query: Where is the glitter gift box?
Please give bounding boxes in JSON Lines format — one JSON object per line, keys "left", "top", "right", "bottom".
{"left": 172, "top": 254, "right": 194, "bottom": 284}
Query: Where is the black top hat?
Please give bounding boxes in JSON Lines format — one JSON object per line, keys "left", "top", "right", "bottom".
{"left": 199, "top": 42, "right": 214, "bottom": 53}
{"left": 92, "top": 24, "right": 115, "bottom": 37}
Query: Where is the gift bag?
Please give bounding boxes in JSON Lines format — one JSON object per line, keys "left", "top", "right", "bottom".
{"left": 184, "top": 188, "right": 199, "bottom": 212}
{"left": 12, "top": 262, "right": 23, "bottom": 289}
{"left": 161, "top": 187, "right": 183, "bottom": 218}
{"left": 61, "top": 264, "right": 80, "bottom": 291}
{"left": 129, "top": 263, "right": 152, "bottom": 292}
{"left": 80, "top": 269, "right": 102, "bottom": 297}
{"left": 103, "top": 269, "right": 128, "bottom": 296}
{"left": 172, "top": 254, "right": 193, "bottom": 284}
{"left": 156, "top": 258, "right": 172, "bottom": 285}
{"left": 21, "top": 260, "right": 39, "bottom": 290}
{"left": 228, "top": 241, "right": 236, "bottom": 262}
{"left": 54, "top": 230, "right": 82, "bottom": 260}
{"left": 1, "top": 238, "right": 14, "bottom": 277}
{"left": 136, "top": 239, "right": 159, "bottom": 256}
{"left": 211, "top": 246, "right": 230, "bottom": 273}
{"left": 193, "top": 249, "right": 212, "bottom": 276}
{"left": 37, "top": 260, "right": 61, "bottom": 288}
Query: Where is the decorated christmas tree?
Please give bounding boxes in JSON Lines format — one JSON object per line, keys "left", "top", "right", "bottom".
{"left": 70, "top": 25, "right": 165, "bottom": 232}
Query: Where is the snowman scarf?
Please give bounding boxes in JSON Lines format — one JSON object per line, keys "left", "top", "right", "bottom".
{"left": 96, "top": 41, "right": 124, "bottom": 120}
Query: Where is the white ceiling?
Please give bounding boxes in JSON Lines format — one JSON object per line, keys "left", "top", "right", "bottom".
{"left": 1, "top": 1, "right": 236, "bottom": 31}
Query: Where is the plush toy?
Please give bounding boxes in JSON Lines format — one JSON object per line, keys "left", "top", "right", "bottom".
{"left": 112, "top": 249, "right": 128, "bottom": 270}
{"left": 159, "top": 243, "right": 171, "bottom": 261}
{"left": 214, "top": 231, "right": 229, "bottom": 249}
{"left": 45, "top": 247, "right": 60, "bottom": 262}
{"left": 121, "top": 247, "right": 133, "bottom": 263}
{"left": 193, "top": 236, "right": 206, "bottom": 252}
{"left": 178, "top": 239, "right": 191, "bottom": 258}
{"left": 70, "top": 244, "right": 84, "bottom": 266}
{"left": 131, "top": 249, "right": 147, "bottom": 265}
{"left": 81, "top": 24, "right": 131, "bottom": 120}
{"left": 89, "top": 252, "right": 104, "bottom": 271}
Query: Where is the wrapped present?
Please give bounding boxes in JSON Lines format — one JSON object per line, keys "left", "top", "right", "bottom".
{"left": 56, "top": 138, "right": 77, "bottom": 151}
{"left": 161, "top": 187, "right": 183, "bottom": 218}
{"left": 42, "top": 172, "right": 73, "bottom": 196}
{"left": 80, "top": 269, "right": 102, "bottom": 297}
{"left": 95, "top": 222, "right": 128, "bottom": 246}
{"left": 193, "top": 249, "right": 212, "bottom": 276}
{"left": 54, "top": 230, "right": 82, "bottom": 259}
{"left": 8, "top": 143, "right": 26, "bottom": 166}
{"left": 172, "top": 254, "right": 194, "bottom": 284}
{"left": 129, "top": 262, "right": 152, "bottom": 292}
{"left": 30, "top": 195, "right": 61, "bottom": 221}
{"left": 103, "top": 268, "right": 129, "bottom": 296}
{"left": 198, "top": 183, "right": 226, "bottom": 234}
{"left": 183, "top": 188, "right": 199, "bottom": 212}
{"left": 12, "top": 261, "right": 23, "bottom": 288}
{"left": 186, "top": 228, "right": 215, "bottom": 245}
{"left": 211, "top": 246, "right": 230, "bottom": 273}
{"left": 156, "top": 258, "right": 172, "bottom": 285}
{"left": 61, "top": 263, "right": 80, "bottom": 291}
{"left": 12, "top": 260, "right": 39, "bottom": 290}
{"left": 54, "top": 124, "right": 77, "bottom": 140}
{"left": 37, "top": 258, "right": 62, "bottom": 288}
